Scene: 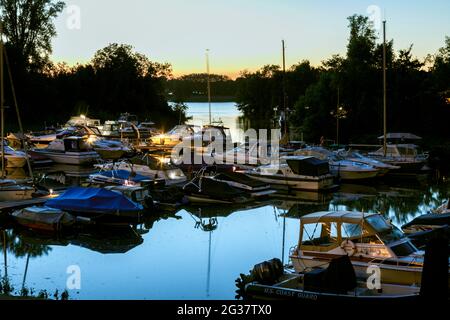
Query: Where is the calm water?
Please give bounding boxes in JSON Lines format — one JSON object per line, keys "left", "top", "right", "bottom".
{"left": 186, "top": 102, "right": 245, "bottom": 143}
{"left": 0, "top": 103, "right": 449, "bottom": 300}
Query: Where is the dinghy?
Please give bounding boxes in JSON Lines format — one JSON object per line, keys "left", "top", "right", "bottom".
{"left": 11, "top": 206, "right": 77, "bottom": 232}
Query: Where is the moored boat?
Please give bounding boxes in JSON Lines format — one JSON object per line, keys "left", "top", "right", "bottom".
{"left": 183, "top": 167, "right": 253, "bottom": 204}
{"left": 295, "top": 147, "right": 380, "bottom": 181}
{"left": 236, "top": 257, "right": 421, "bottom": 303}
{"left": 368, "top": 143, "right": 429, "bottom": 173}
{"left": 11, "top": 206, "right": 77, "bottom": 232}
{"left": 95, "top": 154, "right": 187, "bottom": 186}
{"left": 32, "top": 136, "right": 100, "bottom": 165}
{"left": 336, "top": 149, "right": 400, "bottom": 176}
{"left": 0, "top": 179, "right": 35, "bottom": 201}
{"left": 209, "top": 172, "right": 276, "bottom": 198}
{"left": 290, "top": 211, "right": 450, "bottom": 287}
{"left": 45, "top": 187, "right": 144, "bottom": 219}
{"left": 245, "top": 156, "right": 336, "bottom": 191}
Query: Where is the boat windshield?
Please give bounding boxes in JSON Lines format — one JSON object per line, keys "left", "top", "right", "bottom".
{"left": 377, "top": 226, "right": 406, "bottom": 245}
{"left": 389, "top": 240, "right": 418, "bottom": 257}
{"left": 366, "top": 215, "right": 391, "bottom": 232}
{"left": 168, "top": 126, "right": 197, "bottom": 136}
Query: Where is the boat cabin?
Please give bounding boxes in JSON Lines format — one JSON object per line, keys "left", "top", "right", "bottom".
{"left": 284, "top": 156, "right": 330, "bottom": 176}
{"left": 372, "top": 144, "right": 419, "bottom": 157}
{"left": 104, "top": 185, "right": 150, "bottom": 205}
{"left": 63, "top": 137, "right": 93, "bottom": 152}
{"left": 65, "top": 115, "right": 101, "bottom": 127}
{"left": 298, "top": 211, "right": 419, "bottom": 259}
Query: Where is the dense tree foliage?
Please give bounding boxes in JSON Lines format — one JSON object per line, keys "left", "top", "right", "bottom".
{"left": 166, "top": 73, "right": 237, "bottom": 102}
{"left": 235, "top": 15, "right": 450, "bottom": 145}
{"left": 0, "top": 0, "right": 65, "bottom": 72}
{"left": 2, "top": 42, "right": 181, "bottom": 130}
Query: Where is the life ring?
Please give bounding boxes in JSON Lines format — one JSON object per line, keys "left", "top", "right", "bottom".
{"left": 340, "top": 239, "right": 356, "bottom": 256}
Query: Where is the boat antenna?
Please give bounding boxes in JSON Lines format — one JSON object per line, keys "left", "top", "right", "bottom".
{"left": 281, "top": 209, "right": 286, "bottom": 266}
{"left": 206, "top": 49, "right": 212, "bottom": 125}
{"left": 282, "top": 40, "right": 288, "bottom": 139}
{"left": 0, "top": 21, "right": 5, "bottom": 178}
{"left": 382, "top": 20, "right": 387, "bottom": 157}
{"left": 3, "top": 39, "right": 34, "bottom": 181}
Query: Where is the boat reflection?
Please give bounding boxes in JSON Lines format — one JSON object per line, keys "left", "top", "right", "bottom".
{"left": 71, "top": 225, "right": 143, "bottom": 254}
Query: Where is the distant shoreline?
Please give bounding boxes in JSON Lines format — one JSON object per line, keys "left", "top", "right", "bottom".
{"left": 168, "top": 96, "right": 236, "bottom": 103}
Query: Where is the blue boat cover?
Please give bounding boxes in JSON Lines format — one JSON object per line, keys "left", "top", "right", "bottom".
{"left": 46, "top": 187, "right": 143, "bottom": 214}
{"left": 99, "top": 170, "right": 151, "bottom": 182}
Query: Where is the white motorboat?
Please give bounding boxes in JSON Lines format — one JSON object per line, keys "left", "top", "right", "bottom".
{"left": 336, "top": 149, "right": 400, "bottom": 176}
{"left": 209, "top": 172, "right": 276, "bottom": 198}
{"left": 95, "top": 154, "right": 187, "bottom": 186}
{"left": 214, "top": 143, "right": 282, "bottom": 169}
{"left": 368, "top": 144, "right": 428, "bottom": 172}
{"left": 32, "top": 136, "right": 100, "bottom": 165}
{"left": 290, "top": 211, "right": 450, "bottom": 287}
{"left": 0, "top": 179, "right": 35, "bottom": 202}
{"left": 150, "top": 124, "right": 201, "bottom": 147}
{"left": 295, "top": 147, "right": 379, "bottom": 180}
{"left": 245, "top": 156, "right": 336, "bottom": 191}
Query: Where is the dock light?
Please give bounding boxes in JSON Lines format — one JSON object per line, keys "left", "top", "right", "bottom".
{"left": 49, "top": 189, "right": 54, "bottom": 195}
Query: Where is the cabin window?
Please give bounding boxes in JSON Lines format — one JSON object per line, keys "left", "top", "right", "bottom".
{"left": 301, "top": 223, "right": 338, "bottom": 247}
{"left": 342, "top": 223, "right": 363, "bottom": 238}
{"left": 377, "top": 227, "right": 406, "bottom": 245}
{"left": 397, "top": 147, "right": 415, "bottom": 156}
{"left": 389, "top": 241, "right": 417, "bottom": 257}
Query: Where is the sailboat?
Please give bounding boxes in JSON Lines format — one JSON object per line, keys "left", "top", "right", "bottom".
{"left": 366, "top": 21, "right": 428, "bottom": 173}
{"left": 0, "top": 23, "right": 34, "bottom": 201}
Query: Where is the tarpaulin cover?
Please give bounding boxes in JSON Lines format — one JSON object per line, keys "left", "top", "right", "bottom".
{"left": 46, "top": 187, "right": 143, "bottom": 214}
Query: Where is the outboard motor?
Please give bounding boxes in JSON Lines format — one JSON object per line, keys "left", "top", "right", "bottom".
{"left": 251, "top": 258, "right": 284, "bottom": 285}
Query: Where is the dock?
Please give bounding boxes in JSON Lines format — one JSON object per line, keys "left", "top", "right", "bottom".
{"left": 0, "top": 197, "right": 51, "bottom": 213}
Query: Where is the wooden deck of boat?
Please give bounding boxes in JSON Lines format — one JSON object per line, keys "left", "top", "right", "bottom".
{"left": 0, "top": 197, "right": 51, "bottom": 212}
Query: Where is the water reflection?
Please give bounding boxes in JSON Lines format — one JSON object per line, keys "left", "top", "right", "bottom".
{"left": 1, "top": 161, "right": 449, "bottom": 299}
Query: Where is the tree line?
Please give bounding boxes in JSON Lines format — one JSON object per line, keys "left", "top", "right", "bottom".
{"left": 235, "top": 15, "right": 450, "bottom": 145}
{"left": 0, "top": 0, "right": 184, "bottom": 131}
{"left": 0, "top": 1, "right": 448, "bottom": 146}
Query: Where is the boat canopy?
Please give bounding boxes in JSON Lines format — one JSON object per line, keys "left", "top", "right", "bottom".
{"left": 300, "top": 211, "right": 380, "bottom": 225}
{"left": 378, "top": 133, "right": 422, "bottom": 140}
{"left": 284, "top": 156, "right": 330, "bottom": 176}
{"left": 99, "top": 170, "right": 151, "bottom": 182}
{"left": 46, "top": 187, "right": 143, "bottom": 214}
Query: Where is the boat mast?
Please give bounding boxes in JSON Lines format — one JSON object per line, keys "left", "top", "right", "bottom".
{"left": 282, "top": 40, "right": 288, "bottom": 138}
{"left": 206, "top": 49, "right": 212, "bottom": 125}
{"left": 383, "top": 20, "right": 387, "bottom": 157}
{"left": 1, "top": 22, "right": 5, "bottom": 178}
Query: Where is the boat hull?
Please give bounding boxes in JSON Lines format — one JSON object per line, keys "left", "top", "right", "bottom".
{"left": 244, "top": 281, "right": 420, "bottom": 303}
{"left": 245, "top": 173, "right": 335, "bottom": 191}
{"left": 291, "top": 255, "right": 450, "bottom": 288}
{"left": 331, "top": 169, "right": 379, "bottom": 181}
{"left": 33, "top": 150, "right": 100, "bottom": 165}
{"left": 0, "top": 187, "right": 34, "bottom": 201}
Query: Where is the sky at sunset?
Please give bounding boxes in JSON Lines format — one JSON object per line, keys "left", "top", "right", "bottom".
{"left": 52, "top": 0, "right": 450, "bottom": 78}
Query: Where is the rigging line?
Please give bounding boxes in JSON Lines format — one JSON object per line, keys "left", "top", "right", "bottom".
{"left": 3, "top": 47, "right": 34, "bottom": 182}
